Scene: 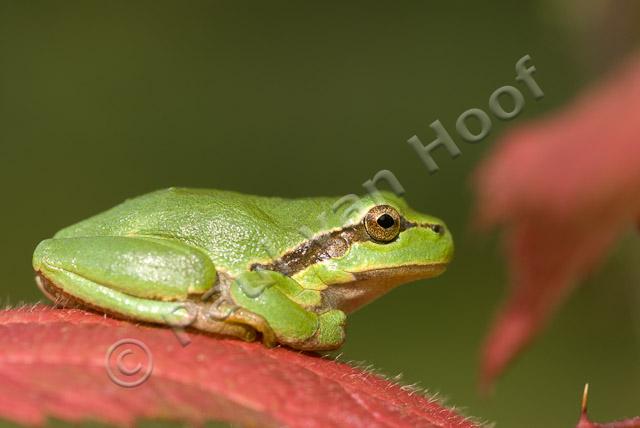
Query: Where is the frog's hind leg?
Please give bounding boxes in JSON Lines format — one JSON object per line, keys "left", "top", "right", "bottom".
{"left": 33, "top": 236, "right": 218, "bottom": 301}
{"left": 35, "top": 270, "right": 255, "bottom": 341}
{"left": 36, "top": 273, "right": 78, "bottom": 308}
{"left": 32, "top": 236, "right": 256, "bottom": 342}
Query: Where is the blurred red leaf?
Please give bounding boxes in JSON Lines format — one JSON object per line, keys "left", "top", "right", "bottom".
{"left": 576, "top": 385, "right": 640, "bottom": 428}
{"left": 0, "top": 305, "right": 480, "bottom": 428}
{"left": 474, "top": 54, "right": 640, "bottom": 387}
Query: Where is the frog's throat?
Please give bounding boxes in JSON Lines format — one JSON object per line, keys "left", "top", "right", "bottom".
{"left": 250, "top": 219, "right": 442, "bottom": 277}
{"left": 321, "top": 263, "right": 447, "bottom": 313}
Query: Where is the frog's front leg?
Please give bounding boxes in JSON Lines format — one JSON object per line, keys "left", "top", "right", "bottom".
{"left": 32, "top": 236, "right": 256, "bottom": 341}
{"left": 228, "top": 270, "right": 346, "bottom": 350}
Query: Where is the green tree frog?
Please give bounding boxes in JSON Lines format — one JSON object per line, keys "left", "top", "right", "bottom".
{"left": 33, "top": 188, "right": 453, "bottom": 350}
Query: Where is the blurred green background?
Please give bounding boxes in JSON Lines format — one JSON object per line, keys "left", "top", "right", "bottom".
{"left": 1, "top": 1, "right": 639, "bottom": 427}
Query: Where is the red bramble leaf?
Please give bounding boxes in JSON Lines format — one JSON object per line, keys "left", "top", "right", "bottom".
{"left": 0, "top": 304, "right": 480, "bottom": 428}
{"left": 578, "top": 413, "right": 640, "bottom": 428}
{"left": 576, "top": 385, "right": 640, "bottom": 428}
{"left": 474, "top": 54, "right": 640, "bottom": 388}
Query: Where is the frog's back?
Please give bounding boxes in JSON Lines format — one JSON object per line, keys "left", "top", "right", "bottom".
{"left": 56, "top": 188, "right": 235, "bottom": 236}
{"left": 53, "top": 188, "right": 340, "bottom": 273}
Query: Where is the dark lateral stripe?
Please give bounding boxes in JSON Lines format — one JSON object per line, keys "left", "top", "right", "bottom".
{"left": 250, "top": 224, "right": 368, "bottom": 276}
{"left": 250, "top": 218, "right": 441, "bottom": 277}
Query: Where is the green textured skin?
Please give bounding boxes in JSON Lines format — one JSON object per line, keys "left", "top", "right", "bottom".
{"left": 32, "top": 187, "right": 453, "bottom": 350}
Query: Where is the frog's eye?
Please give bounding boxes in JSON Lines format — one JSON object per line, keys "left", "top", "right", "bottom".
{"left": 364, "top": 205, "right": 401, "bottom": 242}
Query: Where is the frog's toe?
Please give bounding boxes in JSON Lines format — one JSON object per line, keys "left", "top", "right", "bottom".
{"left": 224, "top": 308, "right": 278, "bottom": 347}
{"left": 293, "top": 310, "right": 347, "bottom": 351}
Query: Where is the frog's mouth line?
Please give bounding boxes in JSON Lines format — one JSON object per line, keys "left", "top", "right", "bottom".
{"left": 351, "top": 262, "right": 448, "bottom": 282}
{"left": 323, "top": 262, "right": 448, "bottom": 313}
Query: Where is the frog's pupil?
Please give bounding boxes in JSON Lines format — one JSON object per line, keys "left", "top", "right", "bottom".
{"left": 377, "top": 214, "right": 395, "bottom": 229}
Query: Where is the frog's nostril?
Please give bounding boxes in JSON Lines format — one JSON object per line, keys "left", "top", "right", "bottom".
{"left": 432, "top": 224, "right": 444, "bottom": 235}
